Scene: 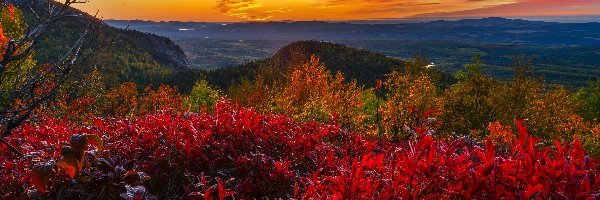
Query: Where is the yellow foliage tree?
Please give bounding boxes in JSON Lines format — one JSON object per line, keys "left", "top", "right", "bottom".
{"left": 382, "top": 71, "right": 442, "bottom": 140}
{"left": 525, "top": 86, "right": 579, "bottom": 140}
{"left": 578, "top": 123, "right": 600, "bottom": 158}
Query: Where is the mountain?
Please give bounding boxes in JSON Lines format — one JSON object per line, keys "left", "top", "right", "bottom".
{"left": 268, "top": 41, "right": 404, "bottom": 85}
{"left": 14, "top": 1, "right": 198, "bottom": 92}
{"left": 204, "top": 41, "right": 453, "bottom": 90}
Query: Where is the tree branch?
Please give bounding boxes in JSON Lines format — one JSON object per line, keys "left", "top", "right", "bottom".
{"left": 0, "top": 137, "right": 24, "bottom": 157}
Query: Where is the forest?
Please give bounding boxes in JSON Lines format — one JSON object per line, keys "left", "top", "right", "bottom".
{"left": 1, "top": 1, "right": 600, "bottom": 199}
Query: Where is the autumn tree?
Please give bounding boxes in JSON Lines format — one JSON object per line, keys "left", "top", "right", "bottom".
{"left": 0, "top": 1, "right": 92, "bottom": 156}
{"left": 489, "top": 58, "right": 544, "bottom": 125}
{"left": 101, "top": 82, "right": 138, "bottom": 117}
{"left": 273, "top": 55, "right": 364, "bottom": 127}
{"left": 138, "top": 84, "right": 184, "bottom": 115}
{"left": 576, "top": 79, "right": 600, "bottom": 121}
{"left": 525, "top": 86, "right": 579, "bottom": 140}
{"left": 442, "top": 56, "right": 499, "bottom": 135}
{"left": 382, "top": 70, "right": 442, "bottom": 140}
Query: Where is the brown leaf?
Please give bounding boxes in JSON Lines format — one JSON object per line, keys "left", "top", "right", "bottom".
{"left": 59, "top": 146, "right": 84, "bottom": 173}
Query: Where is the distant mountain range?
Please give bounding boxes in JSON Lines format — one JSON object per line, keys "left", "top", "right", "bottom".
{"left": 105, "top": 17, "right": 600, "bottom": 45}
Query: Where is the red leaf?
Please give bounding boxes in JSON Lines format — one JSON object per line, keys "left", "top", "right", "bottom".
{"left": 0, "top": 143, "right": 6, "bottom": 153}
{"left": 418, "top": 135, "right": 433, "bottom": 151}
{"left": 524, "top": 184, "right": 542, "bottom": 199}
{"left": 294, "top": 182, "right": 300, "bottom": 198}
{"left": 423, "top": 110, "right": 441, "bottom": 118}
{"left": 554, "top": 140, "right": 562, "bottom": 152}
{"left": 405, "top": 106, "right": 418, "bottom": 114}
{"left": 516, "top": 119, "right": 528, "bottom": 144}
{"left": 205, "top": 187, "right": 214, "bottom": 200}
{"left": 485, "top": 139, "right": 495, "bottom": 163}
{"left": 217, "top": 178, "right": 226, "bottom": 200}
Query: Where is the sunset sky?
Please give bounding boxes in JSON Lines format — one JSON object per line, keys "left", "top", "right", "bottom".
{"left": 72, "top": 0, "right": 600, "bottom": 22}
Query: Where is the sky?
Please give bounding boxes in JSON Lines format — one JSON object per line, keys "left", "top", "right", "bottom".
{"left": 72, "top": 0, "right": 600, "bottom": 22}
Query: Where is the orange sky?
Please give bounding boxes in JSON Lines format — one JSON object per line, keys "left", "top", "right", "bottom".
{"left": 71, "top": 0, "right": 600, "bottom": 22}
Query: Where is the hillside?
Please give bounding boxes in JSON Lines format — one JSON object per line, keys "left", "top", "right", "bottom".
{"left": 14, "top": 1, "right": 199, "bottom": 92}
{"left": 204, "top": 41, "right": 453, "bottom": 90}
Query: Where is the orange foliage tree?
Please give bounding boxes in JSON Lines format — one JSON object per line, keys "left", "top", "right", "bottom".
{"left": 274, "top": 55, "right": 364, "bottom": 127}
{"left": 138, "top": 84, "right": 184, "bottom": 115}
{"left": 102, "top": 82, "right": 140, "bottom": 118}
{"left": 42, "top": 82, "right": 186, "bottom": 121}
{"left": 485, "top": 121, "right": 516, "bottom": 145}
{"left": 98, "top": 82, "right": 185, "bottom": 118}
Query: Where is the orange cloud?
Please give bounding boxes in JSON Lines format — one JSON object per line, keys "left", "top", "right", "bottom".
{"left": 216, "top": 0, "right": 283, "bottom": 21}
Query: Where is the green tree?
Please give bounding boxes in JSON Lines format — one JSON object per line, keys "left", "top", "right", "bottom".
{"left": 576, "top": 80, "right": 600, "bottom": 121}
{"left": 442, "top": 56, "right": 499, "bottom": 135}
{"left": 189, "top": 79, "right": 220, "bottom": 112}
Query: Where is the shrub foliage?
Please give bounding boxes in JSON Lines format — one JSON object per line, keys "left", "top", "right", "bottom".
{"left": 1, "top": 100, "right": 599, "bottom": 199}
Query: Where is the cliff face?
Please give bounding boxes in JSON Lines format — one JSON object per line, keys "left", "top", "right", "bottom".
{"left": 113, "top": 29, "right": 191, "bottom": 70}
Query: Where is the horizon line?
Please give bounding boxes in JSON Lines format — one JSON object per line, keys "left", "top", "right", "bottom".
{"left": 102, "top": 15, "right": 600, "bottom": 24}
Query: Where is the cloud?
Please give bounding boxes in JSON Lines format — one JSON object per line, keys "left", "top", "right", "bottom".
{"left": 215, "top": 0, "right": 288, "bottom": 21}
{"left": 310, "top": 0, "right": 518, "bottom": 18}
{"left": 216, "top": 0, "right": 259, "bottom": 13}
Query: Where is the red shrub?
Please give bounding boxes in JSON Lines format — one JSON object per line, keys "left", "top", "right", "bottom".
{"left": 1, "top": 100, "right": 599, "bottom": 199}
